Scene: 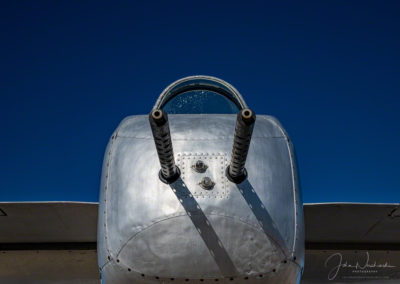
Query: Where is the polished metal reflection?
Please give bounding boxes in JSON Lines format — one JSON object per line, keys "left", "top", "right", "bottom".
{"left": 170, "top": 177, "right": 238, "bottom": 277}
{"left": 236, "top": 179, "right": 290, "bottom": 258}
{"left": 97, "top": 112, "right": 304, "bottom": 283}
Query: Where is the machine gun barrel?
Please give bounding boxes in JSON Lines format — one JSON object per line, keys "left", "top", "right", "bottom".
{"left": 226, "top": 108, "right": 256, "bottom": 183}
{"left": 149, "top": 109, "right": 180, "bottom": 183}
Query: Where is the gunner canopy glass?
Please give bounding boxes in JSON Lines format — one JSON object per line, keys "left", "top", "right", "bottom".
{"left": 163, "top": 90, "right": 239, "bottom": 114}
{"left": 156, "top": 77, "right": 246, "bottom": 114}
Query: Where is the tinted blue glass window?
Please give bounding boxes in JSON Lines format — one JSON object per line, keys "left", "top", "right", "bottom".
{"left": 162, "top": 90, "right": 239, "bottom": 114}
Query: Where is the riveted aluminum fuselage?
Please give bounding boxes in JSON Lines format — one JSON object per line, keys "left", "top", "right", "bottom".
{"left": 98, "top": 114, "right": 304, "bottom": 283}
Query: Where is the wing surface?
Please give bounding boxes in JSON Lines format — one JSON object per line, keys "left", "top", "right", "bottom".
{"left": 302, "top": 203, "right": 400, "bottom": 283}
{"left": 0, "top": 202, "right": 99, "bottom": 283}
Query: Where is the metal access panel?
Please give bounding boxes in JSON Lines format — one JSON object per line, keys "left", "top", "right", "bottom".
{"left": 177, "top": 152, "right": 229, "bottom": 199}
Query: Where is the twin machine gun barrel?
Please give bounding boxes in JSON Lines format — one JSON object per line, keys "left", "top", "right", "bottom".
{"left": 149, "top": 109, "right": 256, "bottom": 184}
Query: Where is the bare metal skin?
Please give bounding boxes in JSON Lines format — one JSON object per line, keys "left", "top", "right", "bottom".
{"left": 97, "top": 76, "right": 304, "bottom": 283}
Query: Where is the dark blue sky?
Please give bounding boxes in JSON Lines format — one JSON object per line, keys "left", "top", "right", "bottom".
{"left": 1, "top": 1, "right": 399, "bottom": 203}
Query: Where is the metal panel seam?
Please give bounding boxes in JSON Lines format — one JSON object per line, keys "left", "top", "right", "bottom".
{"left": 114, "top": 213, "right": 267, "bottom": 262}
{"left": 104, "top": 131, "right": 118, "bottom": 260}
{"left": 262, "top": 116, "right": 298, "bottom": 258}
{"left": 100, "top": 258, "right": 112, "bottom": 270}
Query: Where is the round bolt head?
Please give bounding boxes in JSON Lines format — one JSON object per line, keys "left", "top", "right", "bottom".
{"left": 199, "top": 176, "right": 215, "bottom": 190}
{"left": 192, "top": 160, "right": 207, "bottom": 173}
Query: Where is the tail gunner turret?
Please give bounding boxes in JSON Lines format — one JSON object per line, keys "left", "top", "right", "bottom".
{"left": 97, "top": 76, "right": 304, "bottom": 283}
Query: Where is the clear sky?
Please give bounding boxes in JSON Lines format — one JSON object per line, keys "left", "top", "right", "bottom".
{"left": 1, "top": 1, "right": 399, "bottom": 203}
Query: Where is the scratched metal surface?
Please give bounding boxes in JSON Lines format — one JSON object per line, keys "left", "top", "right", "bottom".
{"left": 97, "top": 114, "right": 304, "bottom": 283}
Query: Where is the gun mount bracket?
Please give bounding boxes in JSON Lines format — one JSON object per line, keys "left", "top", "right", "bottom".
{"left": 226, "top": 166, "right": 248, "bottom": 184}
{"left": 159, "top": 167, "right": 181, "bottom": 184}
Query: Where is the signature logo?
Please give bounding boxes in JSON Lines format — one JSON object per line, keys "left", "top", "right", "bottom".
{"left": 324, "top": 252, "right": 396, "bottom": 281}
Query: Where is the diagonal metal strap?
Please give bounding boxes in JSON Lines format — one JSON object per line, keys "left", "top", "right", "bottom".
{"left": 237, "top": 179, "right": 290, "bottom": 258}
{"left": 170, "top": 178, "right": 238, "bottom": 277}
